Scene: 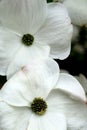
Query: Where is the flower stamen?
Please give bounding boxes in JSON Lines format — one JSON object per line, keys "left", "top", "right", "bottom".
{"left": 31, "top": 97, "right": 47, "bottom": 115}
{"left": 22, "top": 34, "right": 34, "bottom": 46}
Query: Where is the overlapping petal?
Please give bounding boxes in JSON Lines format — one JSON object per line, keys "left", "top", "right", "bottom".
{"left": 35, "top": 3, "right": 73, "bottom": 59}
{"left": 0, "top": 0, "right": 47, "bottom": 34}
{"left": 7, "top": 43, "right": 50, "bottom": 79}
{"left": 55, "top": 73, "right": 86, "bottom": 101}
{"left": 20, "top": 59, "right": 59, "bottom": 99}
{"left": 0, "top": 59, "right": 59, "bottom": 106}
{"left": 0, "top": 102, "right": 31, "bottom": 130}
{"left": 63, "top": 0, "right": 87, "bottom": 26}
{"left": 47, "top": 89, "right": 87, "bottom": 130}
{"left": 0, "top": 70, "right": 33, "bottom": 106}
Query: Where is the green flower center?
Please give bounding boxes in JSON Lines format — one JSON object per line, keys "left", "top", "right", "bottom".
{"left": 31, "top": 97, "right": 47, "bottom": 115}
{"left": 22, "top": 34, "right": 34, "bottom": 46}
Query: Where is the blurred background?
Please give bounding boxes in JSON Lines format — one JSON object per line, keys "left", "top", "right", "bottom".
{"left": 0, "top": 0, "right": 87, "bottom": 88}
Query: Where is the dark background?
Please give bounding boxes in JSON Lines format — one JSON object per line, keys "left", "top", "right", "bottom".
{"left": 57, "top": 53, "right": 87, "bottom": 77}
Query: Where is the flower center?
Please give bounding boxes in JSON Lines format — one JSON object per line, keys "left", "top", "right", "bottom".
{"left": 22, "top": 34, "right": 34, "bottom": 46}
{"left": 31, "top": 97, "right": 47, "bottom": 115}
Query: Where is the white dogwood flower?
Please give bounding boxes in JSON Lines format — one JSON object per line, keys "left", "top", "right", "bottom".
{"left": 0, "top": 59, "right": 86, "bottom": 130}
{"left": 62, "top": 0, "right": 87, "bottom": 26}
{"left": 0, "top": 0, "right": 73, "bottom": 78}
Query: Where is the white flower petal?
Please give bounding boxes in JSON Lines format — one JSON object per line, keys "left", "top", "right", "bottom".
{"left": 66, "top": 101, "right": 87, "bottom": 130}
{"left": 0, "top": 71, "right": 34, "bottom": 106}
{"left": 1, "top": 58, "right": 59, "bottom": 106}
{"left": 0, "top": 28, "right": 21, "bottom": 76}
{"left": 0, "top": 102, "right": 31, "bottom": 130}
{"left": 47, "top": 89, "right": 87, "bottom": 130}
{"left": 47, "top": 89, "right": 75, "bottom": 113}
{"left": 63, "top": 0, "right": 87, "bottom": 26}
{"left": 7, "top": 44, "right": 50, "bottom": 79}
{"left": 72, "top": 25, "right": 80, "bottom": 42}
{"left": 0, "top": 0, "right": 47, "bottom": 34}
{"left": 28, "top": 113, "right": 67, "bottom": 130}
{"left": 35, "top": 3, "right": 73, "bottom": 59}
{"left": 18, "top": 58, "right": 59, "bottom": 99}
{"left": 55, "top": 73, "right": 86, "bottom": 101}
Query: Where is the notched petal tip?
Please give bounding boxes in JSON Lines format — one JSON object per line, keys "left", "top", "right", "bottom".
{"left": 56, "top": 73, "right": 87, "bottom": 102}
{"left": 36, "top": 3, "right": 73, "bottom": 59}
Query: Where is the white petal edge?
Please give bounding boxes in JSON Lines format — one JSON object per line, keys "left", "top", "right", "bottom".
{"left": 35, "top": 3, "right": 73, "bottom": 59}
{"left": 0, "top": 70, "right": 33, "bottom": 107}
{"left": 55, "top": 73, "right": 86, "bottom": 102}
{"left": 0, "top": 0, "right": 47, "bottom": 34}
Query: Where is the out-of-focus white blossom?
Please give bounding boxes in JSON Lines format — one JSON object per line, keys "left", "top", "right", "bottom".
{"left": 0, "top": 0, "right": 73, "bottom": 79}
{"left": 62, "top": 0, "right": 87, "bottom": 26}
